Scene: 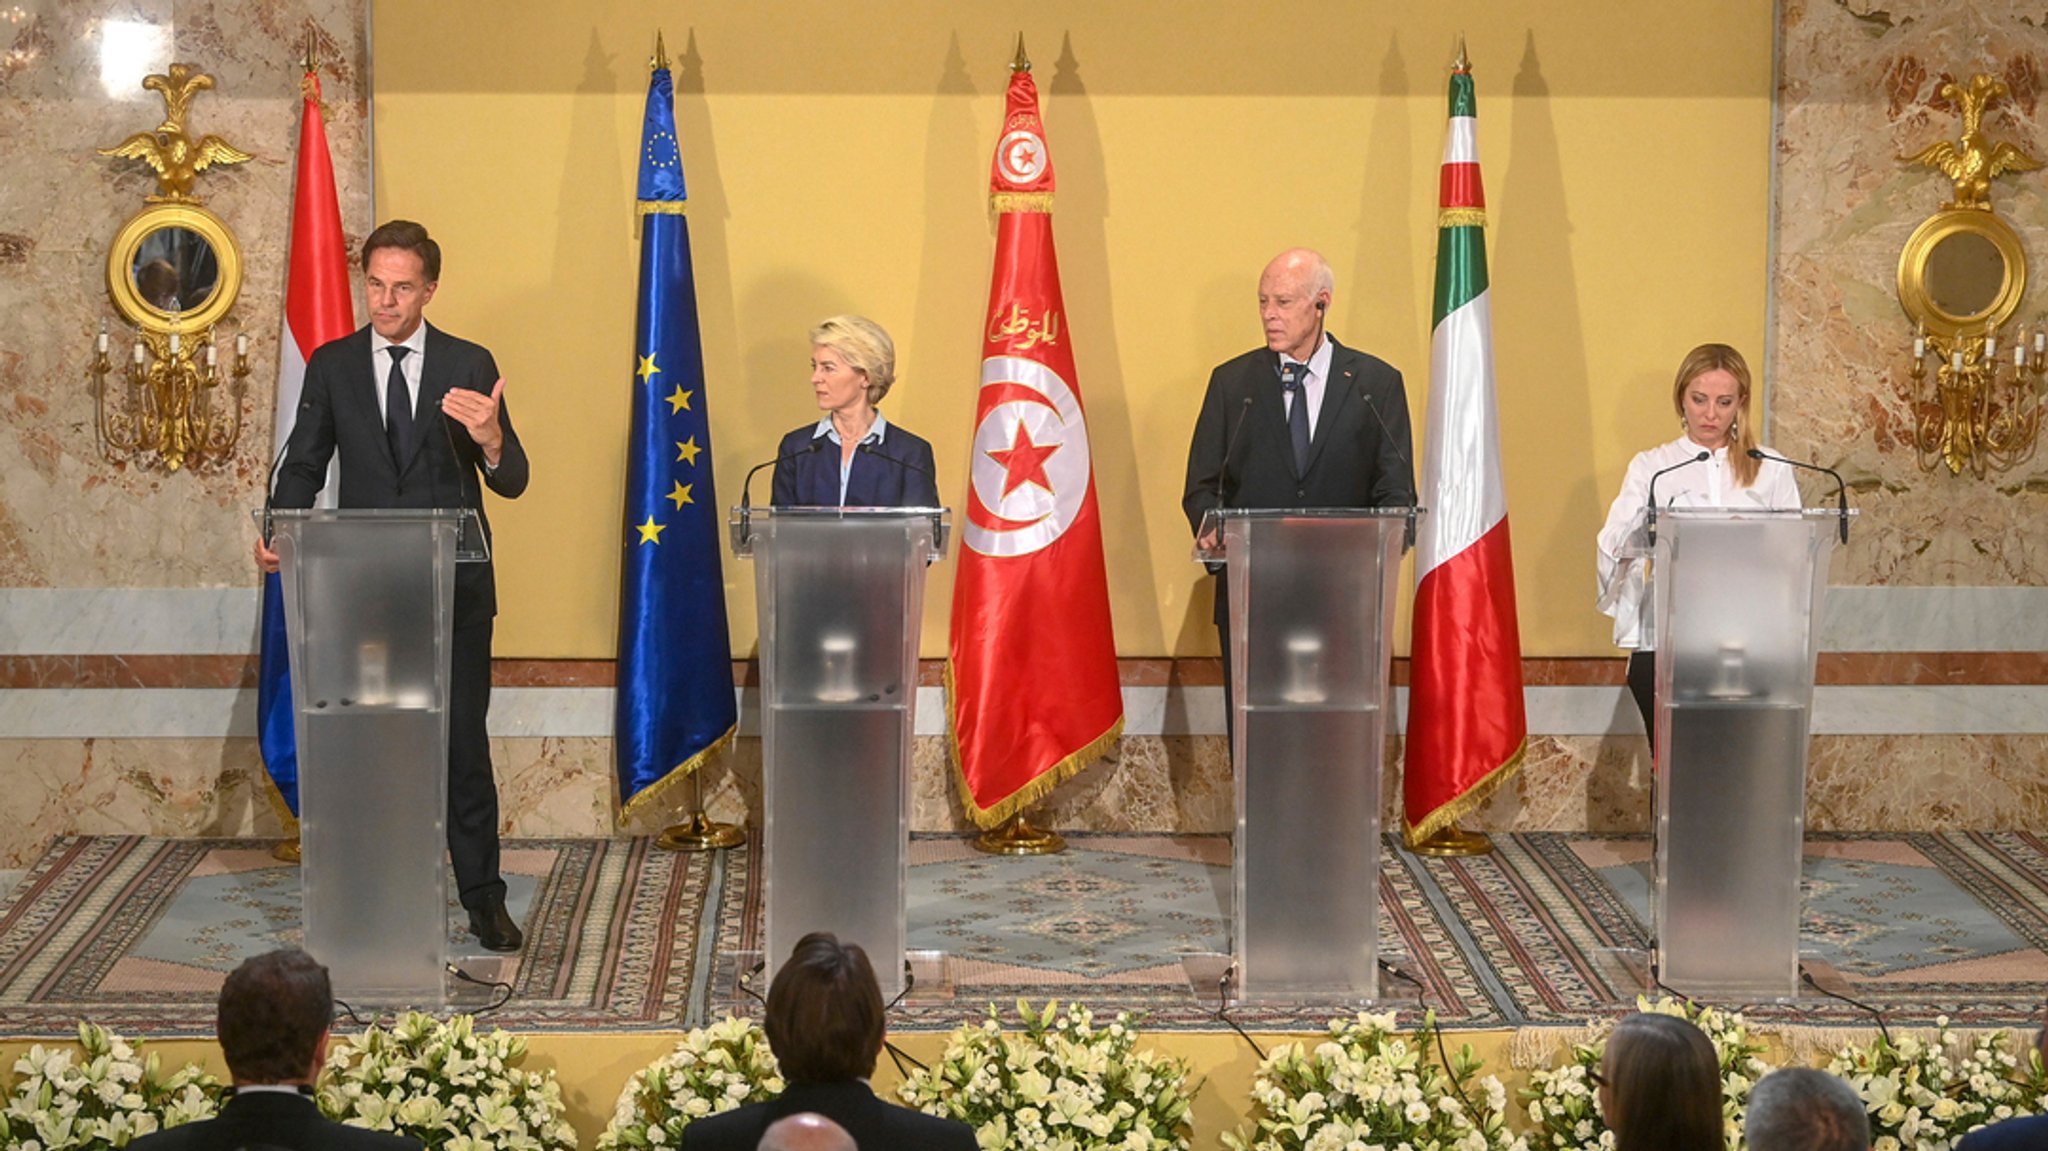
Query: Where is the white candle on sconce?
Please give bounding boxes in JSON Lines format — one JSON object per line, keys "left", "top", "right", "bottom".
{"left": 96, "top": 319, "right": 108, "bottom": 355}
{"left": 2035, "top": 328, "right": 2045, "bottom": 356}
{"left": 2018, "top": 328, "right": 2029, "bottom": 368}
{"left": 1912, "top": 332, "right": 1925, "bottom": 361}
{"left": 1952, "top": 349, "right": 1964, "bottom": 373}
{"left": 205, "top": 342, "right": 216, "bottom": 368}
{"left": 236, "top": 332, "right": 248, "bottom": 358}
{"left": 1985, "top": 329, "right": 1998, "bottom": 358}
{"left": 131, "top": 340, "right": 144, "bottom": 365}
{"left": 168, "top": 330, "right": 179, "bottom": 355}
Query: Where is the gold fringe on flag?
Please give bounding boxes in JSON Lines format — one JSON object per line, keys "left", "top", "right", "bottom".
{"left": 637, "top": 200, "right": 689, "bottom": 216}
{"left": 991, "top": 191, "right": 1054, "bottom": 214}
{"left": 615, "top": 722, "right": 737, "bottom": 827}
{"left": 944, "top": 660, "right": 1124, "bottom": 830}
{"left": 1403, "top": 736, "right": 1525, "bottom": 847}
{"left": 1437, "top": 207, "right": 1487, "bottom": 229}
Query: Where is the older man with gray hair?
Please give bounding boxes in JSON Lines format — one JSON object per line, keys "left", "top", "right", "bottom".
{"left": 1744, "top": 1067, "right": 1870, "bottom": 1151}
{"left": 756, "top": 1113, "right": 856, "bottom": 1151}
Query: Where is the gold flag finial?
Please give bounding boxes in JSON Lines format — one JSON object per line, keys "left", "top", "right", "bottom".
{"left": 652, "top": 30, "right": 669, "bottom": 72}
{"left": 1453, "top": 34, "right": 1469, "bottom": 73}
{"left": 301, "top": 27, "right": 319, "bottom": 73}
{"left": 1011, "top": 33, "right": 1030, "bottom": 74}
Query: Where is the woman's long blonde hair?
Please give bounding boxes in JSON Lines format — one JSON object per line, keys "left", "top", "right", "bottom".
{"left": 1671, "top": 343, "right": 1760, "bottom": 487}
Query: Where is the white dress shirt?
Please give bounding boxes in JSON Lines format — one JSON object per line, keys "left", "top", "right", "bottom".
{"left": 1594, "top": 434, "right": 1803, "bottom": 649}
{"left": 1278, "top": 334, "right": 1333, "bottom": 440}
{"left": 370, "top": 325, "right": 428, "bottom": 430}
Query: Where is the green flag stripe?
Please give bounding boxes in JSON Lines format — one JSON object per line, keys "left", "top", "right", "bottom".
{"left": 1432, "top": 225, "right": 1488, "bottom": 328}
{"left": 1448, "top": 71, "right": 1476, "bottom": 118}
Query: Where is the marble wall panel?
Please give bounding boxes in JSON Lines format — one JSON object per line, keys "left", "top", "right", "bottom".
{"left": 0, "top": 1, "right": 370, "bottom": 590}
{"left": 1771, "top": 0, "right": 2048, "bottom": 587}
{"left": 9, "top": 729, "right": 2046, "bottom": 865}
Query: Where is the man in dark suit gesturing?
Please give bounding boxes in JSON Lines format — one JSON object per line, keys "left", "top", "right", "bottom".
{"left": 1182, "top": 248, "right": 1416, "bottom": 705}
{"left": 256, "top": 220, "right": 531, "bottom": 952}
{"left": 129, "top": 949, "right": 420, "bottom": 1151}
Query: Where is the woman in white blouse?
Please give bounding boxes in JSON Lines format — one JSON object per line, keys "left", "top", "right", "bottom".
{"left": 1595, "top": 343, "right": 1801, "bottom": 749}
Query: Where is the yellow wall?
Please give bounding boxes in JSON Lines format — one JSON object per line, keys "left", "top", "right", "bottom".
{"left": 371, "top": 1, "right": 1775, "bottom": 658}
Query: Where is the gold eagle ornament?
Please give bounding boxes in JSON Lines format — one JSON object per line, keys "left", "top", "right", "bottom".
{"left": 98, "top": 63, "right": 251, "bottom": 204}
{"left": 1900, "top": 73, "right": 2042, "bottom": 211}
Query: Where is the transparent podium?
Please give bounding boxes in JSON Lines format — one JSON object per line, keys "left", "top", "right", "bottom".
{"left": 732, "top": 506, "right": 947, "bottom": 1000}
{"left": 1196, "top": 507, "right": 1414, "bottom": 1003}
{"left": 264, "top": 507, "right": 480, "bottom": 1007}
{"left": 1633, "top": 507, "right": 1846, "bottom": 999}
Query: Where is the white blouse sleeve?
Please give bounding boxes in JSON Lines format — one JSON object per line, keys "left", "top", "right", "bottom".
{"left": 1595, "top": 452, "right": 1653, "bottom": 625}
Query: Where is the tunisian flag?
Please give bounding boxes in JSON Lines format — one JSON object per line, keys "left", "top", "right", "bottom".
{"left": 946, "top": 61, "right": 1123, "bottom": 828}
{"left": 1402, "top": 54, "right": 1527, "bottom": 844}
{"left": 256, "top": 62, "right": 356, "bottom": 823}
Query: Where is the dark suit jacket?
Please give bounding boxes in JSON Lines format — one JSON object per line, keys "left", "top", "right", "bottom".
{"left": 127, "top": 1090, "right": 421, "bottom": 1151}
{"left": 272, "top": 324, "right": 531, "bottom": 627}
{"left": 1181, "top": 337, "right": 1416, "bottom": 620}
{"left": 1958, "top": 1114, "right": 2048, "bottom": 1150}
{"left": 769, "top": 423, "right": 940, "bottom": 509}
{"left": 678, "top": 1079, "right": 977, "bottom": 1151}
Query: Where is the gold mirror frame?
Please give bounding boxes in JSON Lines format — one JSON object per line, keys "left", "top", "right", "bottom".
{"left": 1897, "top": 207, "right": 2025, "bottom": 338}
{"left": 106, "top": 202, "right": 242, "bottom": 334}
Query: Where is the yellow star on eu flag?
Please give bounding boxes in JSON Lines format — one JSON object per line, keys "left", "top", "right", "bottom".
{"left": 675, "top": 436, "right": 702, "bottom": 466}
{"left": 636, "top": 353, "right": 660, "bottom": 384}
{"left": 635, "top": 515, "right": 665, "bottom": 545}
{"left": 667, "top": 481, "right": 694, "bottom": 508}
{"left": 667, "top": 386, "right": 694, "bottom": 413}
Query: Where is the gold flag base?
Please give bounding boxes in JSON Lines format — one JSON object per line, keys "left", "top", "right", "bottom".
{"left": 1409, "top": 823, "right": 1495, "bottom": 857}
{"left": 974, "top": 813, "right": 1064, "bottom": 856}
{"left": 272, "top": 838, "right": 302, "bottom": 864}
{"left": 656, "top": 811, "right": 747, "bottom": 852}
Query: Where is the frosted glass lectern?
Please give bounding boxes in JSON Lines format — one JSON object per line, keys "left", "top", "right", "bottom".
{"left": 265, "top": 507, "right": 474, "bottom": 1007}
{"left": 1639, "top": 507, "right": 1844, "bottom": 999}
{"left": 732, "top": 506, "right": 947, "bottom": 1000}
{"left": 1197, "top": 507, "right": 1414, "bottom": 1003}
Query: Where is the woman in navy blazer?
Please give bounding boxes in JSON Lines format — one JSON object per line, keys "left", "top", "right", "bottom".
{"left": 770, "top": 315, "right": 940, "bottom": 508}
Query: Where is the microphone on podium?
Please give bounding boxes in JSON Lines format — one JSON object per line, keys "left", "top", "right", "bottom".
{"left": 1749, "top": 448, "right": 1850, "bottom": 544}
{"left": 1645, "top": 450, "right": 1710, "bottom": 547}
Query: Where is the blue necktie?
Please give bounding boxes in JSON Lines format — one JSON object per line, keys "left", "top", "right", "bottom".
{"left": 385, "top": 346, "right": 415, "bottom": 466}
{"left": 1280, "top": 361, "right": 1310, "bottom": 475}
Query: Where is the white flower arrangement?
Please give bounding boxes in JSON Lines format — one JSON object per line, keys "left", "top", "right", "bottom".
{"left": 1, "top": 1021, "right": 219, "bottom": 1151}
{"left": 899, "top": 999, "right": 1199, "bottom": 1151}
{"left": 1825, "top": 1017, "right": 2048, "bottom": 1150}
{"left": 597, "top": 1016, "right": 786, "bottom": 1150}
{"left": 316, "top": 1011, "right": 577, "bottom": 1151}
{"left": 1520, "top": 997, "right": 1770, "bottom": 1151}
{"left": 1223, "top": 1009, "right": 1524, "bottom": 1151}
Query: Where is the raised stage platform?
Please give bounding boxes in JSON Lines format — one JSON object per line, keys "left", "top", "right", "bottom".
{"left": 2, "top": 832, "right": 2045, "bottom": 1146}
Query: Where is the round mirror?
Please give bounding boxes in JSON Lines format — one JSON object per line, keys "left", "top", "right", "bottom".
{"left": 1924, "top": 231, "right": 2003, "bottom": 318}
{"left": 106, "top": 202, "right": 242, "bottom": 334}
{"left": 1897, "top": 207, "right": 2025, "bottom": 337}
{"left": 129, "top": 226, "right": 221, "bottom": 314}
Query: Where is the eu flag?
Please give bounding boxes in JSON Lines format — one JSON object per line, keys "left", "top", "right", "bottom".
{"left": 615, "top": 58, "right": 736, "bottom": 818}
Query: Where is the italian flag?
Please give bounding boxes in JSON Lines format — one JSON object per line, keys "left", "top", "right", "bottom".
{"left": 1402, "top": 55, "right": 1528, "bottom": 844}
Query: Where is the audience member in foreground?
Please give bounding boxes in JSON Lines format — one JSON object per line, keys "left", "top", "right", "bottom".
{"left": 1956, "top": 1014, "right": 2048, "bottom": 1150}
{"left": 1745, "top": 1067, "right": 1870, "bottom": 1151}
{"left": 129, "top": 949, "right": 421, "bottom": 1151}
{"left": 757, "top": 1112, "right": 857, "bottom": 1151}
{"left": 1597, "top": 1011, "right": 1725, "bottom": 1151}
{"left": 680, "top": 932, "right": 977, "bottom": 1150}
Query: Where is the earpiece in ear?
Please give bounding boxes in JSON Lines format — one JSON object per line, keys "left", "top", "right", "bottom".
{"left": 1315, "top": 299, "right": 1326, "bottom": 313}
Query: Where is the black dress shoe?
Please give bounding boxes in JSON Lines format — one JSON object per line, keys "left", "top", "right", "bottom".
{"left": 467, "top": 900, "right": 524, "bottom": 952}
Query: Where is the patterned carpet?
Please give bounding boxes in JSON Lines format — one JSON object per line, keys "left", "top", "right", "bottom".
{"left": 1, "top": 832, "right": 2044, "bottom": 1038}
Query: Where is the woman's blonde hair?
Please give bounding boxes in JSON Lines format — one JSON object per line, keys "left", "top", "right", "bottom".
{"left": 810, "top": 315, "right": 896, "bottom": 406}
{"left": 1671, "top": 342, "right": 1760, "bottom": 487}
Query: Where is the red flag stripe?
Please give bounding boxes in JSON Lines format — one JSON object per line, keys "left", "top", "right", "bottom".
{"left": 1438, "top": 162, "right": 1485, "bottom": 211}
{"left": 284, "top": 73, "right": 355, "bottom": 357}
{"left": 1403, "top": 519, "right": 1526, "bottom": 830}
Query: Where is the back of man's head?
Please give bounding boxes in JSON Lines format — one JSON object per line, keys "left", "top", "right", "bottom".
{"left": 218, "top": 949, "right": 333, "bottom": 1085}
{"left": 1745, "top": 1067, "right": 1870, "bottom": 1151}
{"left": 762, "top": 932, "right": 885, "bottom": 1084}
{"left": 757, "top": 1112, "right": 857, "bottom": 1151}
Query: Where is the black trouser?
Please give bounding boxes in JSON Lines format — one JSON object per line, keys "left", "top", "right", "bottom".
{"left": 1626, "top": 648, "right": 1656, "bottom": 757}
{"left": 449, "top": 616, "right": 503, "bottom": 910}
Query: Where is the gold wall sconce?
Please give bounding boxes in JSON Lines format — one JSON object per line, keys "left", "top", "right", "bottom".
{"left": 91, "top": 62, "right": 253, "bottom": 471}
{"left": 1896, "top": 74, "right": 2044, "bottom": 477}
